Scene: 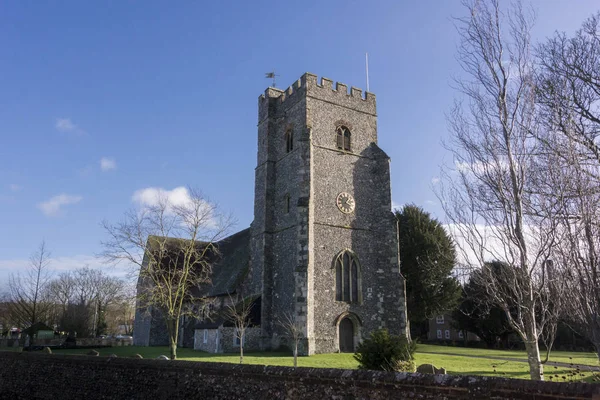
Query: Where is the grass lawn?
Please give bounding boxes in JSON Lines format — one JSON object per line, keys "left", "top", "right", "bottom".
{"left": 417, "top": 344, "right": 599, "bottom": 368}
{"left": 5, "top": 344, "right": 597, "bottom": 383}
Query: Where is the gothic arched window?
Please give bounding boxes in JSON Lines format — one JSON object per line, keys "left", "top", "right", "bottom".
{"left": 285, "top": 129, "right": 294, "bottom": 153}
{"left": 336, "top": 126, "right": 351, "bottom": 152}
{"left": 335, "top": 250, "right": 361, "bottom": 303}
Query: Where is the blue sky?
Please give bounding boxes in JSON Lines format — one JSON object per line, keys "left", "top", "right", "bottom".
{"left": 1, "top": 0, "right": 598, "bottom": 288}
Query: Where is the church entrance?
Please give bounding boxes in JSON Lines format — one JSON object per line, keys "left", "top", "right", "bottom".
{"left": 339, "top": 317, "right": 354, "bottom": 352}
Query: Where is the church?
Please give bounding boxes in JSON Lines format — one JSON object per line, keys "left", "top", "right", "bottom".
{"left": 133, "top": 73, "right": 408, "bottom": 355}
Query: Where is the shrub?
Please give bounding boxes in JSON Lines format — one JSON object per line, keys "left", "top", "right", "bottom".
{"left": 393, "top": 359, "right": 416, "bottom": 373}
{"left": 354, "top": 329, "right": 416, "bottom": 371}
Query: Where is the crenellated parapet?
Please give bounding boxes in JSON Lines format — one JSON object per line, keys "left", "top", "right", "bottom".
{"left": 258, "top": 73, "right": 376, "bottom": 122}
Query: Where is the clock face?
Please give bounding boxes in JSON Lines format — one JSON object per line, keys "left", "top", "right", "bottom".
{"left": 336, "top": 192, "right": 355, "bottom": 214}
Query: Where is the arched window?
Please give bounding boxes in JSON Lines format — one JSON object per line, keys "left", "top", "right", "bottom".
{"left": 334, "top": 250, "right": 361, "bottom": 303}
{"left": 285, "top": 129, "right": 293, "bottom": 153}
{"left": 336, "top": 126, "right": 351, "bottom": 151}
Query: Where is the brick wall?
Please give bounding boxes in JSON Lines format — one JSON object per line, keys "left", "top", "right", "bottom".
{"left": 1, "top": 351, "right": 598, "bottom": 400}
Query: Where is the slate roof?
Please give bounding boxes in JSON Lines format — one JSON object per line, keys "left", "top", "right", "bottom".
{"left": 194, "top": 227, "right": 251, "bottom": 298}
{"left": 144, "top": 228, "right": 251, "bottom": 299}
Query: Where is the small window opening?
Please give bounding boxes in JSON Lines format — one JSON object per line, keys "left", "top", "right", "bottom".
{"left": 336, "top": 126, "right": 351, "bottom": 151}
{"left": 285, "top": 129, "right": 294, "bottom": 153}
{"left": 285, "top": 194, "right": 291, "bottom": 213}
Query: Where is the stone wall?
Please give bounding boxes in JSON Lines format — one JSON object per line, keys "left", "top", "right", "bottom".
{"left": 193, "top": 327, "right": 261, "bottom": 353}
{"left": 0, "top": 337, "right": 132, "bottom": 348}
{"left": 1, "top": 352, "right": 598, "bottom": 400}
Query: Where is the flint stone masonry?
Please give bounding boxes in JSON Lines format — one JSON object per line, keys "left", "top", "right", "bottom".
{"left": 252, "top": 73, "right": 407, "bottom": 355}
{"left": 1, "top": 352, "right": 599, "bottom": 400}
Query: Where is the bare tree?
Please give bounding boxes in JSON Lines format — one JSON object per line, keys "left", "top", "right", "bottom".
{"left": 278, "top": 312, "right": 303, "bottom": 367}
{"left": 536, "top": 12, "right": 600, "bottom": 360}
{"left": 537, "top": 12, "right": 600, "bottom": 167}
{"left": 101, "top": 188, "right": 233, "bottom": 359}
{"left": 0, "top": 292, "right": 13, "bottom": 337}
{"left": 225, "top": 294, "right": 255, "bottom": 364}
{"left": 438, "top": 0, "right": 566, "bottom": 380}
{"left": 8, "top": 242, "right": 54, "bottom": 345}
{"left": 46, "top": 267, "right": 127, "bottom": 337}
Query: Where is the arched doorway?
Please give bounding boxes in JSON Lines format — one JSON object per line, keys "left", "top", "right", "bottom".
{"left": 339, "top": 317, "right": 354, "bottom": 352}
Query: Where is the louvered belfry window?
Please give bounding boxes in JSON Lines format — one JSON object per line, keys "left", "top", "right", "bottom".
{"left": 336, "top": 126, "right": 351, "bottom": 151}
{"left": 335, "top": 250, "right": 361, "bottom": 303}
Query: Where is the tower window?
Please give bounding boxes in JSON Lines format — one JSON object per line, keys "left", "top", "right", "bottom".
{"left": 335, "top": 250, "right": 361, "bottom": 303}
{"left": 285, "top": 193, "right": 291, "bottom": 213}
{"left": 285, "top": 129, "right": 294, "bottom": 153}
{"left": 336, "top": 126, "right": 351, "bottom": 151}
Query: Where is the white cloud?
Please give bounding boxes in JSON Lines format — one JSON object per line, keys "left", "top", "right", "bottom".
{"left": 100, "top": 157, "right": 117, "bottom": 171}
{"left": 425, "top": 200, "right": 437, "bottom": 206}
{"left": 37, "top": 194, "right": 82, "bottom": 216}
{"left": 9, "top": 184, "right": 22, "bottom": 192}
{"left": 431, "top": 177, "right": 440, "bottom": 185}
{"left": 132, "top": 186, "right": 192, "bottom": 209}
{"left": 55, "top": 118, "right": 85, "bottom": 135}
{"left": 131, "top": 186, "right": 218, "bottom": 228}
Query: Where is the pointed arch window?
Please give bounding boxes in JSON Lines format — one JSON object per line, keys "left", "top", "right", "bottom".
{"left": 334, "top": 250, "right": 361, "bottom": 303}
{"left": 336, "top": 126, "right": 351, "bottom": 152}
{"left": 285, "top": 129, "right": 294, "bottom": 153}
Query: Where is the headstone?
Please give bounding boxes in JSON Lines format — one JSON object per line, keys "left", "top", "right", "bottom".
{"left": 131, "top": 354, "right": 143, "bottom": 359}
{"left": 87, "top": 350, "right": 99, "bottom": 356}
{"left": 109, "top": 354, "right": 118, "bottom": 358}
{"left": 43, "top": 347, "right": 52, "bottom": 354}
{"left": 416, "top": 363, "right": 446, "bottom": 375}
{"left": 156, "top": 355, "right": 169, "bottom": 360}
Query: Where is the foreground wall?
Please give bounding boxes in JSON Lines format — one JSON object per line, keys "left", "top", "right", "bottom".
{"left": 0, "top": 352, "right": 598, "bottom": 400}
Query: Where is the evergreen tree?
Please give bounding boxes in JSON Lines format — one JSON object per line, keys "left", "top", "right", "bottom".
{"left": 452, "top": 262, "right": 514, "bottom": 348}
{"left": 396, "top": 205, "right": 461, "bottom": 333}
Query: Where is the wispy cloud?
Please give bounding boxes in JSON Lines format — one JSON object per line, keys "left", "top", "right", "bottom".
{"left": 100, "top": 157, "right": 117, "bottom": 171}
{"left": 431, "top": 177, "right": 440, "bottom": 185}
{"left": 55, "top": 118, "right": 85, "bottom": 136}
{"left": 425, "top": 200, "right": 437, "bottom": 206}
{"left": 9, "top": 184, "right": 22, "bottom": 192}
{"left": 37, "top": 194, "right": 82, "bottom": 216}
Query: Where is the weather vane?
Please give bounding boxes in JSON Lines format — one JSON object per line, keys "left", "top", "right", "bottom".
{"left": 265, "top": 70, "right": 279, "bottom": 87}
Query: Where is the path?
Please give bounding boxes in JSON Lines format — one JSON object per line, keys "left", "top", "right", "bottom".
{"left": 418, "top": 350, "right": 600, "bottom": 372}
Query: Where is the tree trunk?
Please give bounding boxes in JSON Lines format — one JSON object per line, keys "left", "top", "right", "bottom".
{"left": 524, "top": 338, "right": 543, "bottom": 380}
{"left": 170, "top": 339, "right": 177, "bottom": 360}
{"left": 293, "top": 341, "right": 298, "bottom": 367}
{"left": 593, "top": 341, "right": 600, "bottom": 362}
{"left": 239, "top": 343, "right": 243, "bottom": 364}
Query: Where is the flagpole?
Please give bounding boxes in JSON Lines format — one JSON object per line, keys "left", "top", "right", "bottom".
{"left": 365, "top": 53, "right": 370, "bottom": 92}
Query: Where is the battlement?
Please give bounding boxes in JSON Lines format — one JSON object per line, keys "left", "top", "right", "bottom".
{"left": 258, "top": 73, "right": 376, "bottom": 121}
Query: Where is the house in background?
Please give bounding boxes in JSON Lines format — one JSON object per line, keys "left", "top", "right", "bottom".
{"left": 427, "top": 314, "right": 479, "bottom": 342}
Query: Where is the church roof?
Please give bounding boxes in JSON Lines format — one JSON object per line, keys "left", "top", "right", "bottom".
{"left": 193, "top": 227, "right": 251, "bottom": 298}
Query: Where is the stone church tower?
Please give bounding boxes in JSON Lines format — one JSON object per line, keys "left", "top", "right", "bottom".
{"left": 249, "top": 73, "right": 407, "bottom": 355}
